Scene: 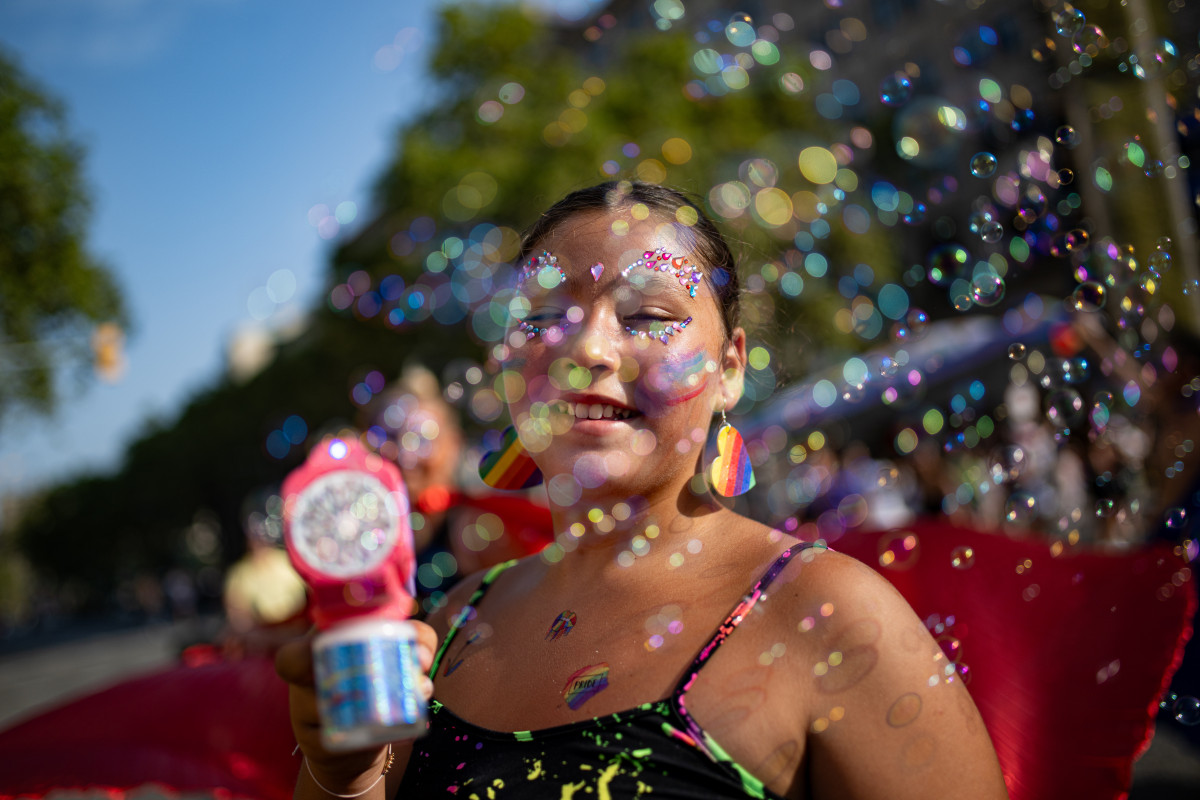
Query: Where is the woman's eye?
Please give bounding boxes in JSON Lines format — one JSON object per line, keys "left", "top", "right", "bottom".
{"left": 525, "top": 308, "right": 566, "bottom": 324}
{"left": 624, "top": 311, "right": 674, "bottom": 327}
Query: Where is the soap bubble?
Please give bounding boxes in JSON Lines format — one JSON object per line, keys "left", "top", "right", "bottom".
{"left": 725, "top": 14, "right": 756, "bottom": 47}
{"left": 1055, "top": 125, "right": 1079, "bottom": 148}
{"left": 1095, "top": 499, "right": 1115, "bottom": 518}
{"left": 1071, "top": 282, "right": 1106, "bottom": 311}
{"left": 1072, "top": 24, "right": 1108, "bottom": 56}
{"left": 892, "top": 309, "right": 926, "bottom": 340}
{"left": 878, "top": 531, "right": 920, "bottom": 570}
{"left": 950, "top": 546, "right": 975, "bottom": 569}
{"left": 1055, "top": 8, "right": 1085, "bottom": 37}
{"left": 927, "top": 243, "right": 970, "bottom": 286}
{"left": 1061, "top": 357, "right": 1089, "bottom": 384}
{"left": 1184, "top": 279, "right": 1199, "bottom": 297}
{"left": 1066, "top": 229, "right": 1089, "bottom": 252}
{"left": 1005, "top": 491, "right": 1038, "bottom": 525}
{"left": 880, "top": 72, "right": 914, "bottom": 106}
{"left": 1174, "top": 696, "right": 1200, "bottom": 726}
{"left": 1148, "top": 251, "right": 1171, "bottom": 274}
{"left": 970, "top": 151, "right": 998, "bottom": 178}
{"left": 1045, "top": 388, "right": 1085, "bottom": 429}
{"left": 1008, "top": 343, "right": 1026, "bottom": 360}
{"left": 971, "top": 272, "right": 1005, "bottom": 305}
{"left": 902, "top": 202, "right": 927, "bottom": 225}
{"left": 989, "top": 445, "right": 1027, "bottom": 483}
{"left": 1056, "top": 168, "right": 1074, "bottom": 185}
{"left": 968, "top": 209, "right": 993, "bottom": 236}
{"left": 1016, "top": 184, "right": 1047, "bottom": 223}
{"left": 1166, "top": 508, "right": 1188, "bottom": 529}
{"left": 1132, "top": 38, "right": 1179, "bottom": 80}
{"left": 937, "top": 634, "right": 963, "bottom": 663}
{"left": 979, "top": 220, "right": 1004, "bottom": 244}
{"left": 904, "top": 308, "right": 928, "bottom": 336}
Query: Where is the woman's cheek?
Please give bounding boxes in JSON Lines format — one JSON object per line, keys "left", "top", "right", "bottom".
{"left": 634, "top": 349, "right": 713, "bottom": 418}
{"left": 527, "top": 373, "right": 556, "bottom": 404}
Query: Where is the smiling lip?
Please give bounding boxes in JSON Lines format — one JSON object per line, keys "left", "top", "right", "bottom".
{"left": 558, "top": 395, "right": 641, "bottom": 422}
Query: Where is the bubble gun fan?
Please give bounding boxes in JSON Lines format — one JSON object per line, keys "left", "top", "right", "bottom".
{"left": 282, "top": 436, "right": 425, "bottom": 750}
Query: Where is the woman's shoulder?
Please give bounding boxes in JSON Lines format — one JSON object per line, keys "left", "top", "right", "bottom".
{"left": 740, "top": 529, "right": 920, "bottom": 643}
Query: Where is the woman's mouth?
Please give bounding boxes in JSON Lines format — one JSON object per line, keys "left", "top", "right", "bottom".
{"left": 557, "top": 401, "right": 641, "bottom": 421}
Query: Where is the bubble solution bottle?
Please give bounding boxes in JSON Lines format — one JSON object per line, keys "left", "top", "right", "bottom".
{"left": 282, "top": 437, "right": 425, "bottom": 751}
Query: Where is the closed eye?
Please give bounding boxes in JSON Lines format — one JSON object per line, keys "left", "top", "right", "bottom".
{"left": 624, "top": 310, "right": 676, "bottom": 326}
{"left": 524, "top": 307, "right": 566, "bottom": 324}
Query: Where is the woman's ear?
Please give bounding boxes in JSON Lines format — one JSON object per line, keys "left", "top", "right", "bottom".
{"left": 719, "top": 327, "right": 748, "bottom": 409}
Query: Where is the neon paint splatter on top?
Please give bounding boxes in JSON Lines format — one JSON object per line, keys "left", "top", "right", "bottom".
{"left": 402, "top": 547, "right": 813, "bottom": 798}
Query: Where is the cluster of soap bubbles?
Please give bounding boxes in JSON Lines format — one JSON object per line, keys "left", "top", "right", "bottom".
{"left": 285, "top": 7, "right": 1200, "bottom": 767}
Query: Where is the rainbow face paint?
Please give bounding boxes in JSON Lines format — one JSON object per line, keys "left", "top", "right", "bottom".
{"left": 634, "top": 349, "right": 711, "bottom": 417}
{"left": 562, "top": 663, "right": 610, "bottom": 710}
{"left": 546, "top": 610, "right": 577, "bottom": 641}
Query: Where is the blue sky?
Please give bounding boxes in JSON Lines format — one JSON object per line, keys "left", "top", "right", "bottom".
{"left": 0, "top": 0, "right": 449, "bottom": 497}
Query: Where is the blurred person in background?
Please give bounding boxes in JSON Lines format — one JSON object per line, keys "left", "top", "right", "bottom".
{"left": 363, "top": 364, "right": 552, "bottom": 615}
{"left": 221, "top": 499, "right": 309, "bottom": 658}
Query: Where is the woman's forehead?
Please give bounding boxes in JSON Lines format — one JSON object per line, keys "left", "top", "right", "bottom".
{"left": 534, "top": 209, "right": 700, "bottom": 269}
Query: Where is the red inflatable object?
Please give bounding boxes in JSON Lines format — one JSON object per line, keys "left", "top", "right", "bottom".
{"left": 0, "top": 655, "right": 296, "bottom": 799}
{"left": 833, "top": 518, "right": 1195, "bottom": 800}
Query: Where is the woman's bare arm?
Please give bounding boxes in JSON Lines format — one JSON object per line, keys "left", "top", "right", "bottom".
{"left": 797, "top": 552, "right": 1008, "bottom": 799}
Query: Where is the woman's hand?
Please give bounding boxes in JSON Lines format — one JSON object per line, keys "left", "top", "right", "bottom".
{"left": 274, "top": 620, "right": 438, "bottom": 798}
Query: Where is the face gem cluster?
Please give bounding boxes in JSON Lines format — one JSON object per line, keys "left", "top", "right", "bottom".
{"left": 619, "top": 247, "right": 704, "bottom": 298}
{"left": 514, "top": 247, "right": 700, "bottom": 343}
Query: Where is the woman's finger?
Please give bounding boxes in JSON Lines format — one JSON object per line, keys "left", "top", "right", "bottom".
{"left": 275, "top": 631, "right": 316, "bottom": 688}
{"left": 411, "top": 619, "right": 438, "bottom": 673}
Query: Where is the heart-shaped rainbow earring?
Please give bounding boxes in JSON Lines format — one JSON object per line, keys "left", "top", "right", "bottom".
{"left": 478, "top": 425, "right": 543, "bottom": 490}
{"left": 708, "top": 410, "right": 755, "bottom": 497}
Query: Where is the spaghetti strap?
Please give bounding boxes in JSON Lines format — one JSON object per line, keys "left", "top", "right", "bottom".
{"left": 671, "top": 544, "right": 811, "bottom": 698}
{"left": 429, "top": 559, "right": 516, "bottom": 677}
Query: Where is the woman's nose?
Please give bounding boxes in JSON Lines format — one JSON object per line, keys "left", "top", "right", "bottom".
{"left": 566, "top": 306, "right": 623, "bottom": 372}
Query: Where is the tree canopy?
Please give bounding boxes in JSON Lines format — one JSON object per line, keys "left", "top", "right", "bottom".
{"left": 0, "top": 49, "right": 127, "bottom": 425}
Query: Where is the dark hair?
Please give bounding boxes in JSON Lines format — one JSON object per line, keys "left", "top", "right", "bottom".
{"left": 518, "top": 181, "right": 741, "bottom": 337}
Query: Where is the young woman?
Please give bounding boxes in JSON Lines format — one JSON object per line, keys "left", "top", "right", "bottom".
{"left": 277, "top": 182, "right": 1009, "bottom": 799}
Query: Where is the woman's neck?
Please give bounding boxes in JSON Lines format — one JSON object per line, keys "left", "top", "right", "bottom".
{"left": 538, "top": 480, "right": 728, "bottom": 570}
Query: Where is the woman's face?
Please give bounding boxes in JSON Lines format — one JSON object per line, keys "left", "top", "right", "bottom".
{"left": 503, "top": 208, "right": 746, "bottom": 501}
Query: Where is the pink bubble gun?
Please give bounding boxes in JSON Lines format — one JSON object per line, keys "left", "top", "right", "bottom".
{"left": 282, "top": 436, "right": 425, "bottom": 750}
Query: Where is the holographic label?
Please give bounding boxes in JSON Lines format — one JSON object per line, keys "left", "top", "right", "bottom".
{"left": 314, "top": 635, "right": 424, "bottom": 733}
{"left": 562, "top": 662, "right": 609, "bottom": 710}
{"left": 545, "top": 610, "right": 577, "bottom": 641}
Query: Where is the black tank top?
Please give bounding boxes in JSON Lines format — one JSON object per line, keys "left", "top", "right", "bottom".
{"left": 397, "top": 545, "right": 809, "bottom": 799}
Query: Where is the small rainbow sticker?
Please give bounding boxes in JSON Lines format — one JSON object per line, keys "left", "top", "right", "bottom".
{"left": 478, "top": 426, "right": 542, "bottom": 490}
{"left": 562, "top": 663, "right": 609, "bottom": 710}
{"left": 546, "top": 610, "right": 577, "bottom": 641}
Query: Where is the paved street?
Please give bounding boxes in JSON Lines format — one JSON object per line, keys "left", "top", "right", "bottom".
{"left": 0, "top": 618, "right": 215, "bottom": 729}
